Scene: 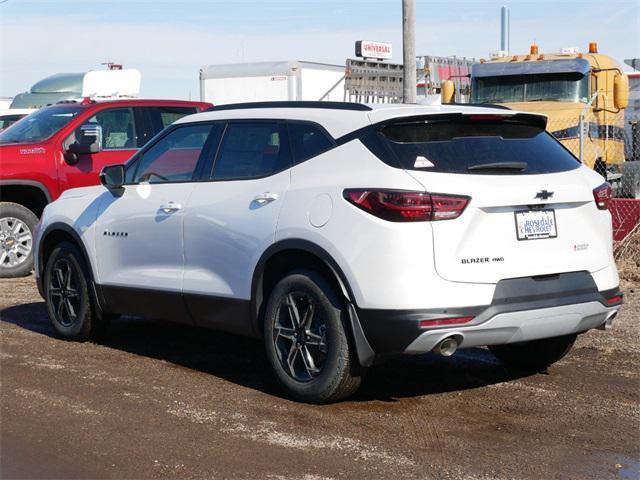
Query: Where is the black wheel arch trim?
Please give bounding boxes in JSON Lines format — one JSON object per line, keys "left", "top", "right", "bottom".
{"left": 0, "top": 179, "right": 53, "bottom": 203}
{"left": 37, "top": 222, "right": 106, "bottom": 313}
{"left": 251, "top": 239, "right": 357, "bottom": 329}
{"left": 250, "top": 239, "right": 375, "bottom": 367}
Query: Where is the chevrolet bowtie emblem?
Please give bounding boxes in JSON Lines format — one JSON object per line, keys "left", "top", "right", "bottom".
{"left": 535, "top": 190, "right": 554, "bottom": 200}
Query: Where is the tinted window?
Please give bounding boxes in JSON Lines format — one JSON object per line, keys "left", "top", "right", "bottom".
{"left": 131, "top": 124, "right": 213, "bottom": 183}
{"left": 134, "top": 107, "right": 200, "bottom": 149}
{"left": 147, "top": 106, "right": 198, "bottom": 131}
{"left": 0, "top": 105, "right": 82, "bottom": 144}
{"left": 82, "top": 108, "right": 136, "bottom": 150}
{"left": 288, "top": 122, "right": 334, "bottom": 163}
{"left": 158, "top": 107, "right": 196, "bottom": 128}
{"left": 212, "top": 122, "right": 291, "bottom": 180}
{"left": 366, "top": 118, "right": 580, "bottom": 174}
{"left": 0, "top": 114, "right": 27, "bottom": 131}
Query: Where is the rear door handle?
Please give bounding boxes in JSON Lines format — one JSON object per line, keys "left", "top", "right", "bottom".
{"left": 253, "top": 192, "right": 279, "bottom": 205}
{"left": 159, "top": 201, "right": 182, "bottom": 213}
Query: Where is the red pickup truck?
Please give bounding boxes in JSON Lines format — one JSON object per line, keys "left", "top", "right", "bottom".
{"left": 0, "top": 98, "right": 211, "bottom": 277}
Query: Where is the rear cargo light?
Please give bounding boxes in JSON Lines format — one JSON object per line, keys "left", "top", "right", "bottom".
{"left": 593, "top": 182, "right": 612, "bottom": 210}
{"left": 343, "top": 189, "right": 469, "bottom": 222}
{"left": 606, "top": 295, "right": 622, "bottom": 304}
{"left": 419, "top": 316, "right": 474, "bottom": 327}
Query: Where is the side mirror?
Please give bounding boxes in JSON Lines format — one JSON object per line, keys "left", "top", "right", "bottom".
{"left": 441, "top": 80, "right": 455, "bottom": 104}
{"left": 614, "top": 74, "right": 629, "bottom": 110}
{"left": 67, "top": 124, "right": 103, "bottom": 156}
{"left": 99, "top": 164, "right": 125, "bottom": 191}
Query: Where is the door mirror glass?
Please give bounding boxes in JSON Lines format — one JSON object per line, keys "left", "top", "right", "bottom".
{"left": 67, "top": 124, "right": 103, "bottom": 155}
{"left": 100, "top": 164, "right": 125, "bottom": 190}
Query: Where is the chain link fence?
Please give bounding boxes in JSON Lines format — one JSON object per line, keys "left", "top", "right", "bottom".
{"left": 547, "top": 113, "right": 640, "bottom": 241}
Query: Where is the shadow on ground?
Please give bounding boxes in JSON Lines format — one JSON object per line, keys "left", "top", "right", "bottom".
{"left": 0, "top": 302, "right": 537, "bottom": 402}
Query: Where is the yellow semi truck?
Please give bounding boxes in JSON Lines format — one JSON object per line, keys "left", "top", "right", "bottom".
{"left": 444, "top": 42, "right": 638, "bottom": 198}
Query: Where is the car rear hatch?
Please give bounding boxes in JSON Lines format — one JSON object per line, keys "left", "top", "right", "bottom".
{"left": 368, "top": 112, "right": 611, "bottom": 284}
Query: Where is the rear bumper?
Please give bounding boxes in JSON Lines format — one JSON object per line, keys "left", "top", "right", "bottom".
{"left": 354, "top": 271, "right": 622, "bottom": 357}
{"left": 404, "top": 300, "right": 618, "bottom": 354}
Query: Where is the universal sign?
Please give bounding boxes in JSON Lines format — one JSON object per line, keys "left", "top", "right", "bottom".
{"left": 355, "top": 41, "right": 393, "bottom": 60}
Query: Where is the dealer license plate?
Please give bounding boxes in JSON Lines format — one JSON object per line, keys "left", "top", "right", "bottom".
{"left": 515, "top": 209, "right": 557, "bottom": 240}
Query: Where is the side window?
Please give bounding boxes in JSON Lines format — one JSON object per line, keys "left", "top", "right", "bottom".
{"left": 157, "top": 107, "right": 197, "bottom": 128}
{"left": 131, "top": 124, "right": 214, "bottom": 184}
{"left": 288, "top": 122, "right": 334, "bottom": 163}
{"left": 212, "top": 122, "right": 291, "bottom": 180}
{"left": 0, "top": 114, "right": 25, "bottom": 131}
{"left": 134, "top": 107, "right": 200, "bottom": 149}
{"left": 86, "top": 108, "right": 136, "bottom": 150}
{"left": 148, "top": 107, "right": 199, "bottom": 133}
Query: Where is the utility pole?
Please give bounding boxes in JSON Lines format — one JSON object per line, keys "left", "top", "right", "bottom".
{"left": 500, "top": 6, "right": 510, "bottom": 54}
{"left": 402, "top": 0, "right": 416, "bottom": 103}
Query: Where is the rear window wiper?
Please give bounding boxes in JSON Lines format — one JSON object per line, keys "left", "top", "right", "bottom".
{"left": 467, "top": 162, "right": 528, "bottom": 171}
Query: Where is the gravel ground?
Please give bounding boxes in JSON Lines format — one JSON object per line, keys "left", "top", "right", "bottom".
{"left": 1, "top": 274, "right": 638, "bottom": 480}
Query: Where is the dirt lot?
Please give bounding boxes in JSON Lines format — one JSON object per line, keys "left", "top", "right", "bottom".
{"left": 1, "top": 275, "right": 638, "bottom": 480}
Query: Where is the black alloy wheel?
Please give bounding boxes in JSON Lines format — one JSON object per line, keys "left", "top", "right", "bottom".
{"left": 48, "top": 257, "right": 82, "bottom": 328}
{"left": 273, "top": 291, "right": 328, "bottom": 382}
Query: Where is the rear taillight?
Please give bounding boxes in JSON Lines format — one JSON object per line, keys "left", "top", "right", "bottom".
{"left": 593, "top": 182, "right": 612, "bottom": 210}
{"left": 343, "top": 189, "right": 469, "bottom": 222}
{"left": 606, "top": 294, "right": 622, "bottom": 304}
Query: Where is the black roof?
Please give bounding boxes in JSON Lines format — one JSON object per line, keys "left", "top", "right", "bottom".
{"left": 205, "top": 101, "right": 372, "bottom": 112}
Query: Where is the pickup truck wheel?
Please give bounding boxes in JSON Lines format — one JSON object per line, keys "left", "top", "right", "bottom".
{"left": 263, "top": 270, "right": 363, "bottom": 403}
{"left": 489, "top": 333, "right": 577, "bottom": 370}
{"left": 0, "top": 202, "right": 38, "bottom": 278}
{"left": 44, "top": 241, "right": 107, "bottom": 341}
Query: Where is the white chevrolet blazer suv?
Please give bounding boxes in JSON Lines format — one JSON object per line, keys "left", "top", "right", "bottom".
{"left": 34, "top": 101, "right": 623, "bottom": 403}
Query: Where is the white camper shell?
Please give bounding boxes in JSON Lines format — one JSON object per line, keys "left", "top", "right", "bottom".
{"left": 11, "top": 69, "right": 141, "bottom": 109}
{"left": 199, "top": 61, "right": 345, "bottom": 105}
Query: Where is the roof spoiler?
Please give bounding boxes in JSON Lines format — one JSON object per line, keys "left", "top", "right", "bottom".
{"left": 377, "top": 111, "right": 548, "bottom": 130}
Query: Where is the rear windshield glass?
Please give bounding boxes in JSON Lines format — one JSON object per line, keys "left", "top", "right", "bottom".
{"left": 366, "top": 117, "right": 580, "bottom": 174}
{"left": 0, "top": 106, "right": 83, "bottom": 145}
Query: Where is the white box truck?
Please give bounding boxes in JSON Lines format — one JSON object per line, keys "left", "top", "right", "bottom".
{"left": 199, "top": 61, "right": 345, "bottom": 105}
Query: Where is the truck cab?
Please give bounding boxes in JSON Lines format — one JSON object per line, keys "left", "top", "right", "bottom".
{"left": 463, "top": 43, "right": 636, "bottom": 197}
{"left": 0, "top": 98, "right": 211, "bottom": 277}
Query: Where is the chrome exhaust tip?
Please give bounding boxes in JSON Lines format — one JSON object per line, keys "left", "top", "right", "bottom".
{"left": 597, "top": 311, "right": 618, "bottom": 331}
{"left": 433, "top": 337, "right": 459, "bottom": 357}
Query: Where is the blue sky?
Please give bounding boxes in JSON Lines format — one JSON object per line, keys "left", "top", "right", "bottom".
{"left": 1, "top": 0, "right": 638, "bottom": 99}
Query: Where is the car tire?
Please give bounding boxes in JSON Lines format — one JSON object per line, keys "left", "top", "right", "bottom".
{"left": 43, "top": 241, "right": 108, "bottom": 341}
{"left": 489, "top": 333, "right": 577, "bottom": 370}
{"left": 263, "top": 270, "right": 364, "bottom": 403}
{"left": 0, "top": 202, "right": 38, "bottom": 278}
